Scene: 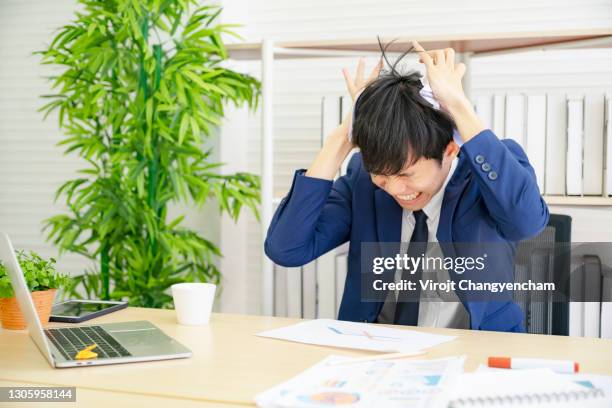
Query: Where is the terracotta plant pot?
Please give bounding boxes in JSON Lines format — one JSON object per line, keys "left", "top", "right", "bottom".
{"left": 0, "top": 289, "right": 57, "bottom": 330}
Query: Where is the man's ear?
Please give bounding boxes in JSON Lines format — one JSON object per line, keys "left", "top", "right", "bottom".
{"left": 444, "top": 141, "right": 460, "bottom": 159}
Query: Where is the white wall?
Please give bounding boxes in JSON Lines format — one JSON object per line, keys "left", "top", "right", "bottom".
{"left": 225, "top": 0, "right": 612, "bottom": 42}
{"left": 0, "top": 0, "right": 86, "bottom": 275}
{"left": 0, "top": 1, "right": 220, "bottom": 294}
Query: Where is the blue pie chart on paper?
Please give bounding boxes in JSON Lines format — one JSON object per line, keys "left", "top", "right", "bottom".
{"left": 424, "top": 375, "right": 441, "bottom": 386}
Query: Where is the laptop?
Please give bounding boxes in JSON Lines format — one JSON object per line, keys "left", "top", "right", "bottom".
{"left": 0, "top": 233, "right": 192, "bottom": 368}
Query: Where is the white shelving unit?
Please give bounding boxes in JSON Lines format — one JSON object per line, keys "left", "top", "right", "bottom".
{"left": 543, "top": 196, "right": 612, "bottom": 206}
{"left": 226, "top": 30, "right": 612, "bottom": 315}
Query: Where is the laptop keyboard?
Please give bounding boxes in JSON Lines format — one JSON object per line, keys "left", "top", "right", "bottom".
{"left": 44, "top": 326, "right": 132, "bottom": 361}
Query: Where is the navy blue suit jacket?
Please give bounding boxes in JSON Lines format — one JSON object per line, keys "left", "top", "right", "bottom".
{"left": 265, "top": 130, "right": 549, "bottom": 332}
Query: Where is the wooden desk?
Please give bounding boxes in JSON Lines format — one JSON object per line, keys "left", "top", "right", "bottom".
{"left": 0, "top": 380, "right": 240, "bottom": 408}
{"left": 1, "top": 307, "right": 611, "bottom": 406}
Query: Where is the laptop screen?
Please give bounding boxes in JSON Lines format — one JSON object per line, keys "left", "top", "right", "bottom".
{"left": 0, "top": 233, "right": 55, "bottom": 367}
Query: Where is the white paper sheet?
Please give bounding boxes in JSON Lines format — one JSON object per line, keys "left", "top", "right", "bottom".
{"left": 477, "top": 364, "right": 612, "bottom": 402}
{"left": 255, "top": 355, "right": 465, "bottom": 408}
{"left": 256, "top": 319, "right": 456, "bottom": 352}
{"left": 453, "top": 368, "right": 584, "bottom": 399}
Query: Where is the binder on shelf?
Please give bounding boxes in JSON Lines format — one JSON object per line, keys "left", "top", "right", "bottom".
{"left": 316, "top": 96, "right": 345, "bottom": 319}
{"left": 274, "top": 265, "right": 288, "bottom": 317}
{"left": 340, "top": 95, "right": 356, "bottom": 176}
{"left": 569, "top": 252, "right": 584, "bottom": 338}
{"left": 582, "top": 94, "right": 605, "bottom": 196}
{"left": 302, "top": 262, "right": 317, "bottom": 319}
{"left": 569, "top": 301, "right": 583, "bottom": 337}
{"left": 582, "top": 255, "right": 601, "bottom": 338}
{"left": 475, "top": 95, "right": 493, "bottom": 130}
{"left": 340, "top": 95, "right": 352, "bottom": 120}
{"left": 505, "top": 94, "right": 526, "bottom": 147}
{"left": 602, "top": 302, "right": 612, "bottom": 339}
{"left": 285, "top": 266, "right": 303, "bottom": 318}
{"left": 570, "top": 254, "right": 603, "bottom": 339}
{"left": 316, "top": 252, "right": 336, "bottom": 319}
{"left": 526, "top": 94, "right": 547, "bottom": 193}
{"left": 605, "top": 95, "right": 612, "bottom": 197}
{"left": 601, "top": 265, "right": 612, "bottom": 339}
{"left": 545, "top": 93, "right": 567, "bottom": 196}
{"left": 335, "top": 253, "right": 348, "bottom": 316}
{"left": 321, "top": 96, "right": 341, "bottom": 145}
{"left": 566, "top": 96, "right": 584, "bottom": 196}
{"left": 278, "top": 261, "right": 317, "bottom": 319}
{"left": 493, "top": 94, "right": 506, "bottom": 137}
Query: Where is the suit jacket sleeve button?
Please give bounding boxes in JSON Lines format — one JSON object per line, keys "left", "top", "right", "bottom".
{"left": 481, "top": 162, "right": 491, "bottom": 172}
{"left": 488, "top": 171, "right": 498, "bottom": 180}
{"left": 475, "top": 155, "right": 485, "bottom": 164}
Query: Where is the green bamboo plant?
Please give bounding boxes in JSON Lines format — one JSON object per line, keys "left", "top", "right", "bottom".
{"left": 39, "top": 0, "right": 260, "bottom": 308}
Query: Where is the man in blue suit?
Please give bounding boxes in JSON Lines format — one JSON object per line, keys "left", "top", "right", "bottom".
{"left": 265, "top": 41, "right": 549, "bottom": 332}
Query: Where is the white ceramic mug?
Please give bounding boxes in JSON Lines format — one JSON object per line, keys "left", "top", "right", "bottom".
{"left": 171, "top": 283, "right": 216, "bottom": 325}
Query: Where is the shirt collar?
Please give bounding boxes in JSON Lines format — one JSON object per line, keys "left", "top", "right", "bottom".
{"left": 420, "top": 157, "right": 458, "bottom": 221}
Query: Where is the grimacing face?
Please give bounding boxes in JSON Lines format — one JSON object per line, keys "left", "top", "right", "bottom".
{"left": 370, "top": 142, "right": 460, "bottom": 211}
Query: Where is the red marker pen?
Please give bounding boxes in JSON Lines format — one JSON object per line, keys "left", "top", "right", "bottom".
{"left": 488, "top": 356, "right": 579, "bottom": 374}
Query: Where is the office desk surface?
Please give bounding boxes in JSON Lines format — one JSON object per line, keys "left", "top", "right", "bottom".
{"left": 1, "top": 307, "right": 612, "bottom": 406}
{"left": 0, "top": 380, "right": 240, "bottom": 408}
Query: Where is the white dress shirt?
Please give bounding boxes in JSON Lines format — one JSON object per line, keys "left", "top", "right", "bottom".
{"left": 377, "top": 158, "right": 469, "bottom": 329}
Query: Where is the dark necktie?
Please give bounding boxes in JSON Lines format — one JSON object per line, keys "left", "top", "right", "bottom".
{"left": 394, "top": 209, "right": 428, "bottom": 325}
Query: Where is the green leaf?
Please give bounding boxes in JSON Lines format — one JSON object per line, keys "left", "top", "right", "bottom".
{"left": 178, "top": 112, "right": 189, "bottom": 144}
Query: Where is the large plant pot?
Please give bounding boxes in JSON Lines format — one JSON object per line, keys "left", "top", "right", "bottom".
{"left": 0, "top": 289, "right": 56, "bottom": 330}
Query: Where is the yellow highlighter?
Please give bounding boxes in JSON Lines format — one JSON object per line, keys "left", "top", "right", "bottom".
{"left": 75, "top": 344, "right": 99, "bottom": 360}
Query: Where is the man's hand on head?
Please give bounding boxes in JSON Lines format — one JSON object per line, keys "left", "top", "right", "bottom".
{"left": 411, "top": 40, "right": 468, "bottom": 111}
{"left": 412, "top": 40, "right": 485, "bottom": 143}
{"left": 304, "top": 58, "right": 383, "bottom": 181}
{"left": 342, "top": 57, "right": 383, "bottom": 103}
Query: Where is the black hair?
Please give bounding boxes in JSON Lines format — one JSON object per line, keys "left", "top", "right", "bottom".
{"left": 351, "top": 40, "right": 455, "bottom": 176}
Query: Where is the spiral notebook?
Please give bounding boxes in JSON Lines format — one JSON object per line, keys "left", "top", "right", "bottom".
{"left": 449, "top": 368, "right": 609, "bottom": 407}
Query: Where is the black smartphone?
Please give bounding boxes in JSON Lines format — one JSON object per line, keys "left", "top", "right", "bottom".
{"left": 49, "top": 300, "right": 128, "bottom": 323}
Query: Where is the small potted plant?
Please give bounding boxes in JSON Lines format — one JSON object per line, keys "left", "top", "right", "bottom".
{"left": 0, "top": 250, "right": 70, "bottom": 330}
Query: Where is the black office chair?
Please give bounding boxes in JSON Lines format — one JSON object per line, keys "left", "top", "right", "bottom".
{"left": 514, "top": 214, "right": 571, "bottom": 335}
